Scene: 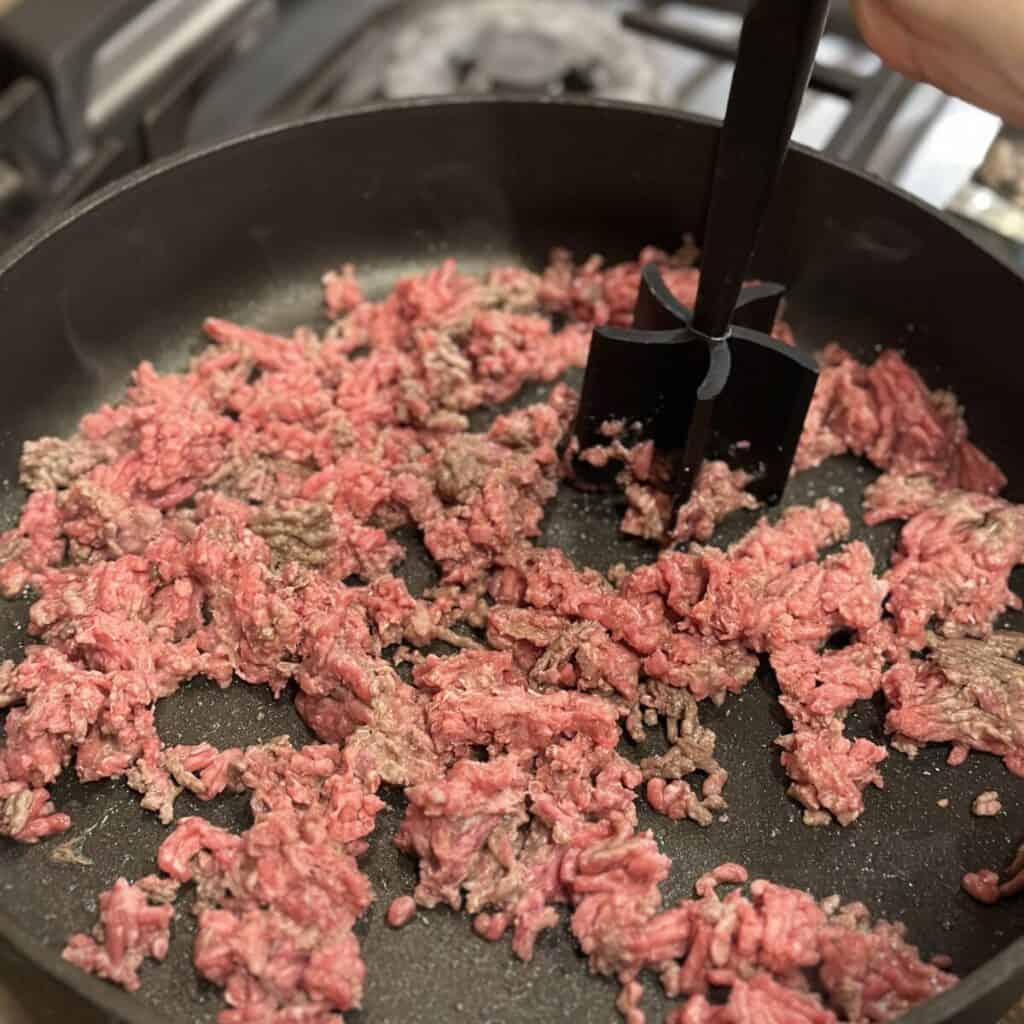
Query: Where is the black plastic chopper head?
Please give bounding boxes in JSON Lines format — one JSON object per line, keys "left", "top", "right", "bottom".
{"left": 571, "top": 264, "right": 818, "bottom": 505}
{"left": 569, "top": 0, "right": 828, "bottom": 509}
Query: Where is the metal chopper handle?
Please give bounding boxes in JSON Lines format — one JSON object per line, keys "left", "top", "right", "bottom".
{"left": 691, "top": 0, "right": 830, "bottom": 341}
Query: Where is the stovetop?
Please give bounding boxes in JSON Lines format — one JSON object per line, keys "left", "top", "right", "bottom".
{"left": 0, "top": 0, "right": 1017, "bottom": 265}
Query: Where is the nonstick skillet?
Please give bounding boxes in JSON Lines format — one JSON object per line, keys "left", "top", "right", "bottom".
{"left": 0, "top": 98, "right": 1020, "bottom": 1024}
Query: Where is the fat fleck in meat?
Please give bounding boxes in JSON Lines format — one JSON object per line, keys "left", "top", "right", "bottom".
{"left": 971, "top": 790, "right": 1002, "bottom": 816}
{"left": 0, "top": 247, "right": 1001, "bottom": 1024}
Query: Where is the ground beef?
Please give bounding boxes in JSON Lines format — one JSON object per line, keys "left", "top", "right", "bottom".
{"left": 539, "top": 242, "right": 701, "bottom": 326}
{"left": 20, "top": 436, "right": 114, "bottom": 492}
{"left": 690, "top": 501, "right": 886, "bottom": 653}
{"left": 862, "top": 473, "right": 944, "bottom": 525}
{"left": 566, "top": 857, "right": 953, "bottom": 1022}
{"left": 386, "top": 895, "right": 417, "bottom": 928}
{"left": 63, "top": 876, "right": 177, "bottom": 992}
{"left": 641, "top": 684, "right": 728, "bottom": 827}
{"left": 669, "top": 461, "right": 758, "bottom": 545}
{"left": 776, "top": 721, "right": 887, "bottom": 826}
{"left": 575, "top": 431, "right": 758, "bottom": 544}
{"left": 487, "top": 607, "right": 641, "bottom": 701}
{"left": 883, "top": 631, "right": 1024, "bottom": 774}
{"left": 0, "top": 247, "right": 1006, "bottom": 1023}
{"left": 793, "top": 344, "right": 1006, "bottom": 496}
{"left": 963, "top": 843, "right": 1024, "bottom": 904}
{"left": 884, "top": 492, "right": 1024, "bottom": 644}
{"left": 321, "top": 263, "right": 363, "bottom": 317}
{"left": 668, "top": 973, "right": 838, "bottom": 1024}
{"left": 0, "top": 780, "right": 69, "bottom": 842}
{"left": 768, "top": 634, "right": 892, "bottom": 827}
{"left": 771, "top": 638, "right": 886, "bottom": 727}
{"left": 0, "top": 490, "right": 65, "bottom": 596}
{"left": 248, "top": 499, "right": 334, "bottom": 567}
{"left": 155, "top": 739, "right": 385, "bottom": 1022}
{"left": 641, "top": 633, "right": 757, "bottom": 707}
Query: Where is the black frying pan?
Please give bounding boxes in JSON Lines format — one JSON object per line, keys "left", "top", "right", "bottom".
{"left": 0, "top": 98, "right": 1020, "bottom": 1024}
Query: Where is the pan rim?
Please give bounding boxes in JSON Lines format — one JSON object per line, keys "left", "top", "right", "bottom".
{"left": 0, "top": 95, "right": 1019, "bottom": 1024}
{"left": 1, "top": 94, "right": 1022, "bottom": 286}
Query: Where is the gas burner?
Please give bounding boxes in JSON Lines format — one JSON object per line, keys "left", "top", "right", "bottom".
{"left": 333, "top": 1, "right": 664, "bottom": 105}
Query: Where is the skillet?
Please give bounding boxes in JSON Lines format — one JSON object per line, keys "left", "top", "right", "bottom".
{"left": 0, "top": 97, "right": 1020, "bottom": 1024}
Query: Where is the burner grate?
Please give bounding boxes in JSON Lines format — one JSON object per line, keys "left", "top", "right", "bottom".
{"left": 622, "top": 1, "right": 915, "bottom": 169}
{"left": 325, "top": 1, "right": 665, "bottom": 107}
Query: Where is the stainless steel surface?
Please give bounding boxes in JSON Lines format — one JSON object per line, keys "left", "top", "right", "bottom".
{"left": 948, "top": 126, "right": 1024, "bottom": 244}
{"left": 85, "top": 0, "right": 254, "bottom": 127}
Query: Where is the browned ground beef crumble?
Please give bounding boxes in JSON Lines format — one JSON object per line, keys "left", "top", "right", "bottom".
{"left": 0, "top": 244, "right": 1018, "bottom": 1022}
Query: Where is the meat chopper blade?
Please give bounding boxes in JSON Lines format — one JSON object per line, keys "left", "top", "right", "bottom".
{"left": 570, "top": 0, "right": 827, "bottom": 507}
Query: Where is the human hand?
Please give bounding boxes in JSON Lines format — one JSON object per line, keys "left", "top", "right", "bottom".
{"left": 851, "top": 0, "right": 1024, "bottom": 125}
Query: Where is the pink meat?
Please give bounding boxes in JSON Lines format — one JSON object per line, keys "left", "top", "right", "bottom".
{"left": 63, "top": 877, "right": 176, "bottom": 992}
{"left": 395, "top": 756, "right": 530, "bottom": 911}
{"left": 0, "top": 780, "right": 70, "bottom": 842}
{"left": 0, "top": 490, "right": 66, "bottom": 596}
{"left": 492, "top": 544, "right": 670, "bottom": 656}
{"left": 154, "top": 739, "right": 385, "bottom": 1022}
{"left": 882, "top": 632, "right": 1024, "bottom": 775}
{"left": 884, "top": 491, "right": 1024, "bottom": 644}
{"left": 691, "top": 502, "right": 885, "bottom": 653}
{"left": 862, "top": 473, "right": 943, "bottom": 525}
{"left": 576, "top": 430, "right": 757, "bottom": 545}
{"left": 670, "top": 461, "right": 759, "bottom": 544}
{"left": 642, "top": 632, "right": 757, "bottom": 706}
{"left": 795, "top": 344, "right": 1006, "bottom": 497}
{"left": 963, "top": 843, "right": 1024, "bottom": 904}
{"left": 428, "top": 684, "right": 621, "bottom": 755}
{"left": 668, "top": 973, "right": 837, "bottom": 1024}
{"left": 776, "top": 721, "right": 887, "bottom": 826}
{"left": 321, "top": 263, "right": 363, "bottom": 316}
{"left": 568, "top": 853, "right": 952, "bottom": 1023}
{"left": 538, "top": 244, "right": 793, "bottom": 346}
{"left": 771, "top": 639, "right": 886, "bottom": 726}
{"left": 486, "top": 607, "right": 640, "bottom": 700}
{"left": 819, "top": 919, "right": 956, "bottom": 1022}
{"left": 0, "top": 247, "right": 988, "bottom": 1024}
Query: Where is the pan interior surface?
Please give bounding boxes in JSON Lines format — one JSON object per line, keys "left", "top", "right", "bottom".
{"left": 0, "top": 100, "right": 1020, "bottom": 1024}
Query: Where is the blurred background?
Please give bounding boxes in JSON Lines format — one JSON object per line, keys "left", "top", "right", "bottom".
{"left": 0, "top": 0, "right": 1021, "bottom": 267}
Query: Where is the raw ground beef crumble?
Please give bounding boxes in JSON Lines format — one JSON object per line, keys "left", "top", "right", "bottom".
{"left": 0, "top": 242, "right": 1018, "bottom": 1022}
